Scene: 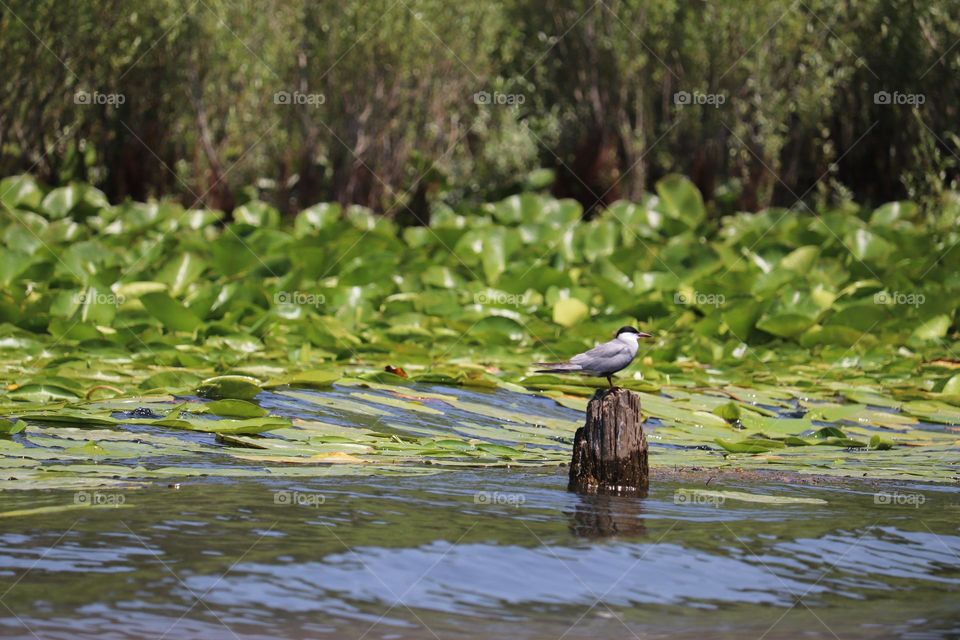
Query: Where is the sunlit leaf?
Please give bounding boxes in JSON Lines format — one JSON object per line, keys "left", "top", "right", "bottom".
{"left": 553, "top": 297, "right": 589, "bottom": 327}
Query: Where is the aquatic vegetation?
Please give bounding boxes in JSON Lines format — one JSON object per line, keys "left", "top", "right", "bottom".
{"left": 0, "top": 174, "right": 958, "bottom": 487}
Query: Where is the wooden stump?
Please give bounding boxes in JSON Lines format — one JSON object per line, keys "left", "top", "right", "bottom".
{"left": 568, "top": 388, "right": 648, "bottom": 495}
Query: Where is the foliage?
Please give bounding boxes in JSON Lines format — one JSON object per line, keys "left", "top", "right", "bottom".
{"left": 0, "top": 174, "right": 959, "bottom": 486}
{"left": 2, "top": 173, "right": 959, "bottom": 354}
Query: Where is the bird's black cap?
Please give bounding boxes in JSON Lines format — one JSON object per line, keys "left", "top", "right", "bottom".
{"left": 616, "top": 326, "right": 652, "bottom": 338}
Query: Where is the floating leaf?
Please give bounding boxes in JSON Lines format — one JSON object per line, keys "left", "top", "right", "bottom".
{"left": 139, "top": 415, "right": 291, "bottom": 434}
{"left": 675, "top": 489, "right": 827, "bottom": 505}
{"left": 231, "top": 451, "right": 365, "bottom": 464}
{"left": 264, "top": 369, "right": 340, "bottom": 389}
{"left": 475, "top": 443, "right": 526, "bottom": 458}
{"left": 0, "top": 418, "right": 25, "bottom": 436}
{"left": 205, "top": 399, "right": 268, "bottom": 418}
{"left": 196, "top": 376, "right": 263, "bottom": 400}
{"left": 713, "top": 401, "right": 741, "bottom": 422}
{"left": 8, "top": 384, "right": 80, "bottom": 403}
{"left": 810, "top": 426, "right": 847, "bottom": 439}
{"left": 715, "top": 438, "right": 777, "bottom": 453}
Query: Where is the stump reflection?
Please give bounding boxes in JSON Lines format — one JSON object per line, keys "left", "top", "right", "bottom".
{"left": 568, "top": 493, "right": 648, "bottom": 538}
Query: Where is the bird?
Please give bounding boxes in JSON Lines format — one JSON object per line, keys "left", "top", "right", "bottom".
{"left": 534, "top": 326, "right": 652, "bottom": 388}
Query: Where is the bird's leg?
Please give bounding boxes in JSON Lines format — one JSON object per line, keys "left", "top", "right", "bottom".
{"left": 606, "top": 375, "right": 614, "bottom": 388}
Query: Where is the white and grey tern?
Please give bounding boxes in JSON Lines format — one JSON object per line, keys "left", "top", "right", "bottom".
{"left": 534, "top": 326, "right": 652, "bottom": 388}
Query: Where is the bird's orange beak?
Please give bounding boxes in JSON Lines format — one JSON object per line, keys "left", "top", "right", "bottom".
{"left": 637, "top": 332, "right": 653, "bottom": 338}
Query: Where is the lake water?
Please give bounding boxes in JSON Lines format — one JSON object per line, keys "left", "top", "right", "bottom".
{"left": 2, "top": 469, "right": 958, "bottom": 639}
{"left": 2, "top": 384, "right": 958, "bottom": 638}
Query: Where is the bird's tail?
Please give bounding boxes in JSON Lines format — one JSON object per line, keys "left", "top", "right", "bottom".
{"left": 533, "top": 362, "right": 582, "bottom": 373}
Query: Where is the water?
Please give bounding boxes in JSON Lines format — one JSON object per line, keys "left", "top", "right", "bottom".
{"left": 2, "top": 384, "right": 958, "bottom": 638}
{"left": 2, "top": 471, "right": 958, "bottom": 639}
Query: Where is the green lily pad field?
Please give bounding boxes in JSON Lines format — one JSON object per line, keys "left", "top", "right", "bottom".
{"left": 1, "top": 173, "right": 958, "bottom": 488}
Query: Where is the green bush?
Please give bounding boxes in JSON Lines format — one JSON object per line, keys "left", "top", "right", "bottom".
{"left": 1, "top": 0, "right": 957, "bottom": 214}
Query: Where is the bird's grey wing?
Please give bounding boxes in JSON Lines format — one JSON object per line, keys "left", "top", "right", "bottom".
{"left": 569, "top": 340, "right": 629, "bottom": 371}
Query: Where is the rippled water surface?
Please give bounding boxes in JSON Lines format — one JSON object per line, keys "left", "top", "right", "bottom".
{"left": 2, "top": 469, "right": 959, "bottom": 639}
{"left": 2, "top": 385, "right": 959, "bottom": 638}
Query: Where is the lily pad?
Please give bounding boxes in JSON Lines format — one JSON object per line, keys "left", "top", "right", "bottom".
{"left": 197, "top": 376, "right": 263, "bottom": 400}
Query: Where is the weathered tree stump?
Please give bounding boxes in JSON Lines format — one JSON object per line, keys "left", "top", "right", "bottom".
{"left": 568, "top": 388, "right": 648, "bottom": 494}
